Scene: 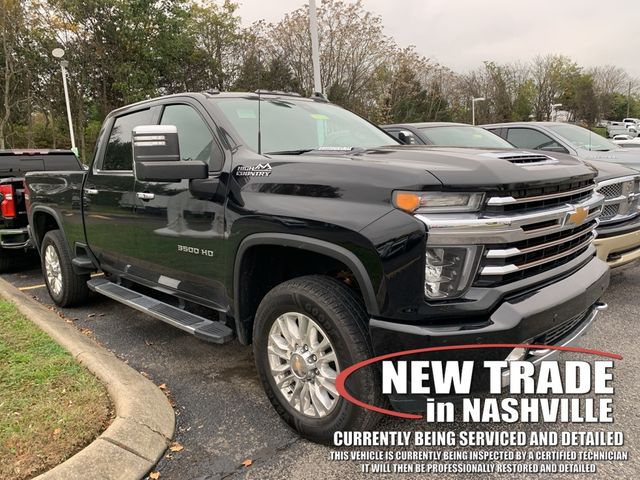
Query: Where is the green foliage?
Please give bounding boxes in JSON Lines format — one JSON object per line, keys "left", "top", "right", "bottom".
{"left": 0, "top": 300, "right": 110, "bottom": 480}
{"left": 1, "top": 0, "right": 638, "bottom": 152}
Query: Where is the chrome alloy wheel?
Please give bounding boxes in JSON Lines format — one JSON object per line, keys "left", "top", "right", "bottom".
{"left": 267, "top": 312, "right": 340, "bottom": 418}
{"left": 44, "top": 244, "right": 63, "bottom": 296}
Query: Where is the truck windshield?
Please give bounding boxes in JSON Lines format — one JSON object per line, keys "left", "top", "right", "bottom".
{"left": 419, "top": 125, "right": 514, "bottom": 148}
{"left": 547, "top": 124, "right": 620, "bottom": 152}
{"left": 211, "top": 97, "right": 398, "bottom": 154}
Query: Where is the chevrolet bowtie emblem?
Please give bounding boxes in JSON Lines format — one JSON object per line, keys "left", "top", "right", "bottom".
{"left": 567, "top": 207, "right": 588, "bottom": 226}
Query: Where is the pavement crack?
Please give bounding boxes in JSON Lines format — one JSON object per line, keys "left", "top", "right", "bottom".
{"left": 221, "top": 437, "right": 301, "bottom": 478}
{"left": 100, "top": 436, "right": 154, "bottom": 463}
{"left": 120, "top": 415, "right": 173, "bottom": 441}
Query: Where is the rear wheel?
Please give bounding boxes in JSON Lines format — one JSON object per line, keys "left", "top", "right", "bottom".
{"left": 253, "top": 275, "right": 381, "bottom": 444}
{"left": 41, "top": 230, "right": 89, "bottom": 307}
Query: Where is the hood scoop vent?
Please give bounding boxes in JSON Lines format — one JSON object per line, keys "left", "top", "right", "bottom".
{"left": 479, "top": 151, "right": 559, "bottom": 166}
{"left": 497, "top": 153, "right": 559, "bottom": 166}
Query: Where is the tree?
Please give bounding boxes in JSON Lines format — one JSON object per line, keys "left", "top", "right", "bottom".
{"left": 0, "top": 0, "right": 26, "bottom": 148}
{"left": 531, "top": 54, "right": 580, "bottom": 120}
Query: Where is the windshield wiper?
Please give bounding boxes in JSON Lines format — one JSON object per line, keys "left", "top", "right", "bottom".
{"left": 265, "top": 149, "right": 315, "bottom": 155}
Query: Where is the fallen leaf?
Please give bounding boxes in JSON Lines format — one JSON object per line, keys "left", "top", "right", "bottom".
{"left": 241, "top": 459, "right": 253, "bottom": 467}
{"left": 158, "top": 383, "right": 167, "bottom": 390}
{"left": 87, "top": 313, "right": 96, "bottom": 318}
{"left": 169, "top": 442, "right": 183, "bottom": 452}
{"left": 53, "top": 428, "right": 61, "bottom": 437}
{"left": 149, "top": 472, "right": 160, "bottom": 479}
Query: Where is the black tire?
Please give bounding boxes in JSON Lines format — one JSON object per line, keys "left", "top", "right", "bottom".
{"left": 0, "top": 250, "right": 17, "bottom": 272}
{"left": 41, "top": 229, "right": 89, "bottom": 307}
{"left": 253, "top": 275, "right": 381, "bottom": 444}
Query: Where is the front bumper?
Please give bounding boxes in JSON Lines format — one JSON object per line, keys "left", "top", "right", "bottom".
{"left": 594, "top": 229, "right": 640, "bottom": 268}
{"left": 368, "top": 256, "right": 610, "bottom": 413}
{"left": 0, "top": 227, "right": 31, "bottom": 249}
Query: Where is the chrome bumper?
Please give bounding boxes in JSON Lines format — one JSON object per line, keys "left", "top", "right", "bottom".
{"left": 501, "top": 302, "right": 608, "bottom": 388}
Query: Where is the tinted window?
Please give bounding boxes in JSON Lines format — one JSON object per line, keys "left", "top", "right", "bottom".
{"left": 546, "top": 124, "right": 620, "bottom": 152}
{"left": 102, "top": 109, "right": 152, "bottom": 170}
{"left": 160, "top": 104, "right": 222, "bottom": 171}
{"left": 506, "top": 128, "right": 564, "bottom": 150}
{"left": 419, "top": 125, "right": 513, "bottom": 148}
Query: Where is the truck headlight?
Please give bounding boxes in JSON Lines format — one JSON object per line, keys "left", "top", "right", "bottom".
{"left": 425, "top": 246, "right": 480, "bottom": 299}
{"left": 393, "top": 191, "right": 484, "bottom": 213}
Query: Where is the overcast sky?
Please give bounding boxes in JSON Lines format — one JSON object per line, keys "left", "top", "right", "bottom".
{"left": 236, "top": 0, "right": 640, "bottom": 79}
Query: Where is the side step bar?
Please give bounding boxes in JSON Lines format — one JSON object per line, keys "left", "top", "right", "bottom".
{"left": 87, "top": 278, "right": 234, "bottom": 344}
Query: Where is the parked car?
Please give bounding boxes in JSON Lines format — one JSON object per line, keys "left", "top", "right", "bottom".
{"left": 613, "top": 137, "right": 640, "bottom": 148}
{"left": 483, "top": 122, "right": 640, "bottom": 171}
{"left": 26, "top": 92, "right": 609, "bottom": 442}
{"left": 384, "top": 122, "right": 640, "bottom": 269}
{"left": 382, "top": 122, "right": 514, "bottom": 148}
{"left": 0, "top": 149, "right": 83, "bottom": 271}
{"left": 588, "top": 160, "right": 640, "bottom": 268}
{"left": 606, "top": 121, "right": 637, "bottom": 138}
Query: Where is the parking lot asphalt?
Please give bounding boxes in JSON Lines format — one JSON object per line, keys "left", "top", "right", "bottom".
{"left": 3, "top": 259, "right": 639, "bottom": 480}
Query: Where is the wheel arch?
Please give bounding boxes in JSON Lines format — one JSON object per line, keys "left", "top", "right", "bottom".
{"left": 233, "top": 233, "right": 380, "bottom": 345}
{"left": 30, "top": 207, "right": 66, "bottom": 253}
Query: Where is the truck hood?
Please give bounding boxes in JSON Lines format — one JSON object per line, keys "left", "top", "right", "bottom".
{"left": 344, "top": 146, "right": 597, "bottom": 192}
{"left": 579, "top": 148, "right": 640, "bottom": 172}
{"left": 585, "top": 159, "right": 639, "bottom": 182}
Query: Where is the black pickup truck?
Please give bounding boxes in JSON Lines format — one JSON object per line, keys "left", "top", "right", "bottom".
{"left": 0, "top": 149, "right": 83, "bottom": 271}
{"left": 25, "top": 92, "right": 609, "bottom": 442}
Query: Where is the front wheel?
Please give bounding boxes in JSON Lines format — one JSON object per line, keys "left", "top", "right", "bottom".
{"left": 41, "top": 230, "right": 89, "bottom": 307}
{"left": 253, "top": 275, "right": 381, "bottom": 443}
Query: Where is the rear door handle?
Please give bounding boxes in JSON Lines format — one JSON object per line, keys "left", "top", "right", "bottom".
{"left": 136, "top": 192, "right": 155, "bottom": 201}
{"left": 84, "top": 188, "right": 99, "bottom": 195}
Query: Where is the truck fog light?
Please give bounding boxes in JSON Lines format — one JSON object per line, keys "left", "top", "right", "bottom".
{"left": 424, "top": 246, "right": 480, "bottom": 299}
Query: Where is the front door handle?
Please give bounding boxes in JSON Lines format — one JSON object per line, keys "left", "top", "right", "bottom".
{"left": 84, "top": 188, "right": 99, "bottom": 195}
{"left": 136, "top": 192, "right": 155, "bottom": 201}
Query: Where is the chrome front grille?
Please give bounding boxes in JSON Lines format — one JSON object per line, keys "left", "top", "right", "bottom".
{"left": 485, "top": 180, "right": 594, "bottom": 214}
{"left": 476, "top": 220, "right": 597, "bottom": 285}
{"left": 596, "top": 176, "right": 640, "bottom": 224}
{"left": 418, "top": 180, "right": 603, "bottom": 291}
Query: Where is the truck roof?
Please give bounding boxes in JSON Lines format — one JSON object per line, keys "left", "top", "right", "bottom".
{"left": 108, "top": 91, "right": 325, "bottom": 117}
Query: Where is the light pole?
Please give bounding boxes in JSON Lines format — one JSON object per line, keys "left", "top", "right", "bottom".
{"left": 471, "top": 97, "right": 485, "bottom": 125}
{"left": 52, "top": 48, "right": 77, "bottom": 155}
{"left": 309, "top": 0, "right": 322, "bottom": 95}
{"left": 551, "top": 103, "right": 562, "bottom": 122}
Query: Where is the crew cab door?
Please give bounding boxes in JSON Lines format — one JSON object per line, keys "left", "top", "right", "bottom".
{"left": 132, "top": 100, "right": 229, "bottom": 310}
{"left": 83, "top": 107, "right": 156, "bottom": 273}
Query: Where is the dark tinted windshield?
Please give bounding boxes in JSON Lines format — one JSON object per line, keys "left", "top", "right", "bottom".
{"left": 212, "top": 97, "right": 397, "bottom": 153}
{"left": 546, "top": 124, "right": 620, "bottom": 152}
{"left": 419, "top": 125, "right": 514, "bottom": 148}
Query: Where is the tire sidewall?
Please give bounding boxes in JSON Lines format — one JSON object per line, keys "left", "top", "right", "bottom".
{"left": 41, "top": 234, "right": 65, "bottom": 305}
{"left": 253, "top": 282, "right": 376, "bottom": 441}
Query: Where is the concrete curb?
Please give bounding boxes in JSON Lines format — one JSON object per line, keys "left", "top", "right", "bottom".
{"left": 0, "top": 277, "right": 175, "bottom": 480}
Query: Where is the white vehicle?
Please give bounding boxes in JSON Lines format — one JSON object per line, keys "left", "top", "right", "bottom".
{"left": 613, "top": 134, "right": 633, "bottom": 141}
{"left": 607, "top": 121, "right": 638, "bottom": 138}
{"left": 613, "top": 137, "right": 640, "bottom": 148}
{"left": 623, "top": 117, "right": 640, "bottom": 126}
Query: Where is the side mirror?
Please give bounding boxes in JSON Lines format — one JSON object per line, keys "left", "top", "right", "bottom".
{"left": 539, "top": 145, "right": 567, "bottom": 154}
{"left": 398, "top": 131, "right": 417, "bottom": 145}
{"left": 132, "top": 125, "right": 208, "bottom": 182}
